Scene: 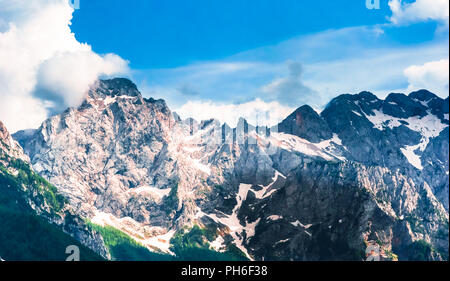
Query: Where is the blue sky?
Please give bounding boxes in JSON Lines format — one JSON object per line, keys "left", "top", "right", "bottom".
{"left": 72, "top": 0, "right": 394, "bottom": 68}
{"left": 68, "top": 0, "right": 449, "bottom": 126}
{"left": 0, "top": 0, "right": 448, "bottom": 131}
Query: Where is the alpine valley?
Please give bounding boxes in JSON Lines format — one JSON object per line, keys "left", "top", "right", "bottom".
{"left": 1, "top": 78, "right": 448, "bottom": 261}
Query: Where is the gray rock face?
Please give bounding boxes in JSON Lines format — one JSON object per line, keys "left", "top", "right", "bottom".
{"left": 0, "top": 121, "right": 29, "bottom": 162}
{"left": 15, "top": 79, "right": 449, "bottom": 260}
{"left": 277, "top": 105, "right": 332, "bottom": 143}
{"left": 239, "top": 161, "right": 447, "bottom": 260}
{"left": 62, "top": 212, "right": 110, "bottom": 259}
{"left": 383, "top": 93, "right": 428, "bottom": 118}
{"left": 20, "top": 79, "right": 177, "bottom": 226}
{"left": 410, "top": 90, "right": 448, "bottom": 121}
{"left": 91, "top": 78, "right": 142, "bottom": 98}
{"left": 421, "top": 127, "right": 449, "bottom": 211}
{"left": 321, "top": 91, "right": 449, "bottom": 212}
{"left": 322, "top": 92, "right": 418, "bottom": 167}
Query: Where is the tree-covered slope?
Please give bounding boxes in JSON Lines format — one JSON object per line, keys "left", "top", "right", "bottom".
{"left": 87, "top": 222, "right": 248, "bottom": 261}
{"left": 0, "top": 127, "right": 104, "bottom": 261}
{"left": 0, "top": 207, "right": 103, "bottom": 261}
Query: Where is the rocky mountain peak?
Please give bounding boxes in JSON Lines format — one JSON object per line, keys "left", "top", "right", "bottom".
{"left": 357, "top": 91, "right": 379, "bottom": 101}
{"left": 383, "top": 92, "right": 428, "bottom": 118}
{"left": 88, "top": 78, "right": 142, "bottom": 100}
{"left": 10, "top": 79, "right": 449, "bottom": 261}
{"left": 409, "top": 89, "right": 439, "bottom": 102}
{"left": 235, "top": 117, "right": 256, "bottom": 132}
{"left": 0, "top": 121, "right": 10, "bottom": 143}
{"left": 0, "top": 121, "right": 12, "bottom": 154}
{"left": 278, "top": 105, "right": 332, "bottom": 143}
{"left": 0, "top": 121, "right": 28, "bottom": 162}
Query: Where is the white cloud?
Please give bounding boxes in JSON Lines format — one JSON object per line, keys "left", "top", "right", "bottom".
{"left": 35, "top": 52, "right": 128, "bottom": 112}
{"left": 388, "top": 0, "right": 449, "bottom": 25}
{"left": 403, "top": 59, "right": 449, "bottom": 97}
{"left": 0, "top": 0, "right": 129, "bottom": 132}
{"left": 175, "top": 99, "right": 294, "bottom": 128}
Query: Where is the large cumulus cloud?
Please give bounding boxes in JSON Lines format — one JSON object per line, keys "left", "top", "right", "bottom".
{"left": 404, "top": 59, "right": 449, "bottom": 97}
{"left": 0, "top": 0, "right": 129, "bottom": 132}
{"left": 389, "top": 0, "right": 449, "bottom": 26}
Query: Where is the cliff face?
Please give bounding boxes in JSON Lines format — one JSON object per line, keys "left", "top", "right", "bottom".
{"left": 1, "top": 121, "right": 108, "bottom": 261}
{"left": 0, "top": 121, "right": 29, "bottom": 162}
{"left": 13, "top": 78, "right": 449, "bottom": 260}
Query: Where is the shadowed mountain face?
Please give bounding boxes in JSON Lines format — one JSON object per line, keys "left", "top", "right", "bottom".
{"left": 9, "top": 78, "right": 450, "bottom": 261}
{"left": 277, "top": 105, "right": 332, "bottom": 143}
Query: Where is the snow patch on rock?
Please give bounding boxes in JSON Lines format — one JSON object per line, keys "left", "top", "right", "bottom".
{"left": 91, "top": 211, "right": 175, "bottom": 255}
{"left": 400, "top": 144, "right": 423, "bottom": 170}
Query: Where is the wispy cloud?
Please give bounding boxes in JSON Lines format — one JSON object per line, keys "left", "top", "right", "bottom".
{"left": 135, "top": 24, "right": 448, "bottom": 121}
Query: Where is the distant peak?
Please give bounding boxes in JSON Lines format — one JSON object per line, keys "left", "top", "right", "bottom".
{"left": 237, "top": 117, "right": 248, "bottom": 124}
{"left": 385, "top": 92, "right": 408, "bottom": 100}
{"left": 200, "top": 118, "right": 220, "bottom": 129}
{"left": 278, "top": 104, "right": 332, "bottom": 143}
{"left": 0, "top": 121, "right": 9, "bottom": 140}
{"left": 408, "top": 89, "right": 438, "bottom": 102}
{"left": 0, "top": 120, "right": 29, "bottom": 162}
{"left": 0, "top": 121, "right": 14, "bottom": 145}
{"left": 294, "top": 104, "right": 317, "bottom": 115}
{"left": 357, "top": 91, "right": 378, "bottom": 101}
{"left": 326, "top": 91, "right": 380, "bottom": 108}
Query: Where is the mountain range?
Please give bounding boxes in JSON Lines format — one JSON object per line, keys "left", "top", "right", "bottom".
{"left": 1, "top": 78, "right": 448, "bottom": 261}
